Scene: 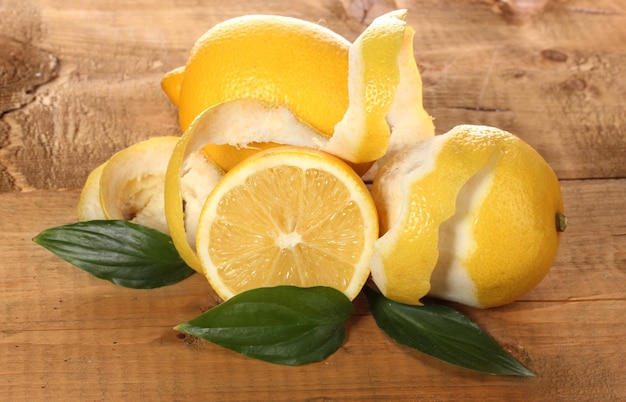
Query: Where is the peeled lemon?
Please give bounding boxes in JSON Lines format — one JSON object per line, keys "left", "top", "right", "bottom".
{"left": 77, "top": 163, "right": 106, "bottom": 221}
{"left": 161, "top": 10, "right": 434, "bottom": 170}
{"left": 166, "top": 14, "right": 350, "bottom": 135}
{"left": 194, "top": 146, "right": 379, "bottom": 301}
{"left": 77, "top": 136, "right": 222, "bottom": 250}
{"left": 371, "top": 125, "right": 566, "bottom": 308}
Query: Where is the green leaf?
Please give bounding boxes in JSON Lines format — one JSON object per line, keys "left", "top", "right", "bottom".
{"left": 363, "top": 286, "right": 535, "bottom": 376}
{"left": 175, "top": 286, "right": 354, "bottom": 366}
{"left": 33, "top": 220, "right": 195, "bottom": 289}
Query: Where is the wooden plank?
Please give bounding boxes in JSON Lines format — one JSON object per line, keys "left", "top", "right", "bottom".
{"left": 404, "top": 0, "right": 626, "bottom": 180}
{"left": 1, "top": 0, "right": 625, "bottom": 400}
{"left": 1, "top": 0, "right": 625, "bottom": 192}
{"left": 0, "top": 181, "right": 624, "bottom": 400}
{"left": 525, "top": 178, "right": 626, "bottom": 301}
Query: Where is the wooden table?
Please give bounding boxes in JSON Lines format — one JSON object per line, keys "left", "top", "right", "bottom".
{"left": 1, "top": 0, "right": 624, "bottom": 400}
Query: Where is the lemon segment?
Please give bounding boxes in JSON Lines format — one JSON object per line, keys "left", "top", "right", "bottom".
{"left": 194, "top": 146, "right": 378, "bottom": 301}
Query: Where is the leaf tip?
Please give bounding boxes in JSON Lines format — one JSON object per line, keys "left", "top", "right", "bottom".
{"left": 514, "top": 365, "right": 537, "bottom": 378}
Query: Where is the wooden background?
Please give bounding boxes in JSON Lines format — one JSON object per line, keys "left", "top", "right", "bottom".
{"left": 1, "top": 0, "right": 625, "bottom": 400}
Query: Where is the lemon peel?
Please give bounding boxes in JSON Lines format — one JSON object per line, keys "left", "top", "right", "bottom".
{"left": 161, "top": 66, "right": 184, "bottom": 107}
{"left": 323, "top": 10, "right": 405, "bottom": 163}
{"left": 98, "top": 137, "right": 183, "bottom": 234}
{"left": 77, "top": 163, "right": 107, "bottom": 221}
{"left": 371, "top": 128, "right": 502, "bottom": 305}
{"left": 76, "top": 136, "right": 222, "bottom": 275}
{"left": 429, "top": 126, "right": 564, "bottom": 308}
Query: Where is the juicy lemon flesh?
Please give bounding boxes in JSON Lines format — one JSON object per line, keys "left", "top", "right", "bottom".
{"left": 208, "top": 166, "right": 364, "bottom": 295}
{"left": 196, "top": 147, "right": 377, "bottom": 301}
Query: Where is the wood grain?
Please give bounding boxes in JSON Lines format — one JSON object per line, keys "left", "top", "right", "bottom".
{"left": 1, "top": 0, "right": 625, "bottom": 400}
{"left": 1, "top": 182, "right": 624, "bottom": 400}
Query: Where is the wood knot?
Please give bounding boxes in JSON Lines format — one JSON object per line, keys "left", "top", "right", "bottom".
{"left": 0, "top": 35, "right": 59, "bottom": 114}
{"left": 561, "top": 77, "right": 587, "bottom": 91}
{"left": 541, "top": 49, "right": 568, "bottom": 63}
{"left": 491, "top": 0, "right": 552, "bottom": 24}
{"left": 343, "top": 0, "right": 399, "bottom": 24}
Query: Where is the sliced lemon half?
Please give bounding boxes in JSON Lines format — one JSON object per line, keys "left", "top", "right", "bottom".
{"left": 194, "top": 146, "right": 379, "bottom": 301}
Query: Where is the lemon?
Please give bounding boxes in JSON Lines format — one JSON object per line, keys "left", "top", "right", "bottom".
{"left": 98, "top": 137, "right": 180, "bottom": 234}
{"left": 163, "top": 99, "right": 325, "bottom": 272}
{"left": 193, "top": 146, "right": 379, "bottom": 301}
{"left": 77, "top": 137, "right": 222, "bottom": 251}
{"left": 371, "top": 125, "right": 566, "bottom": 308}
{"left": 171, "top": 14, "right": 350, "bottom": 135}
{"left": 161, "top": 65, "right": 184, "bottom": 106}
{"left": 161, "top": 10, "right": 434, "bottom": 169}
{"left": 77, "top": 162, "right": 107, "bottom": 221}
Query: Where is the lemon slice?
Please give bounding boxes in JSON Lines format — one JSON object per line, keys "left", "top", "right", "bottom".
{"left": 194, "top": 146, "right": 378, "bottom": 301}
{"left": 371, "top": 125, "right": 565, "bottom": 308}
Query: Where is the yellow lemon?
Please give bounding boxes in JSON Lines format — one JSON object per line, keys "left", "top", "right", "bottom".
{"left": 98, "top": 137, "right": 181, "bottom": 234}
{"left": 77, "top": 137, "right": 222, "bottom": 255}
{"left": 77, "top": 162, "right": 106, "bottom": 221}
{"left": 164, "top": 99, "right": 325, "bottom": 272}
{"left": 161, "top": 10, "right": 434, "bottom": 169}
{"left": 171, "top": 14, "right": 350, "bottom": 135}
{"left": 371, "top": 125, "right": 566, "bottom": 308}
{"left": 161, "top": 65, "right": 184, "bottom": 107}
{"left": 193, "top": 146, "right": 379, "bottom": 301}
